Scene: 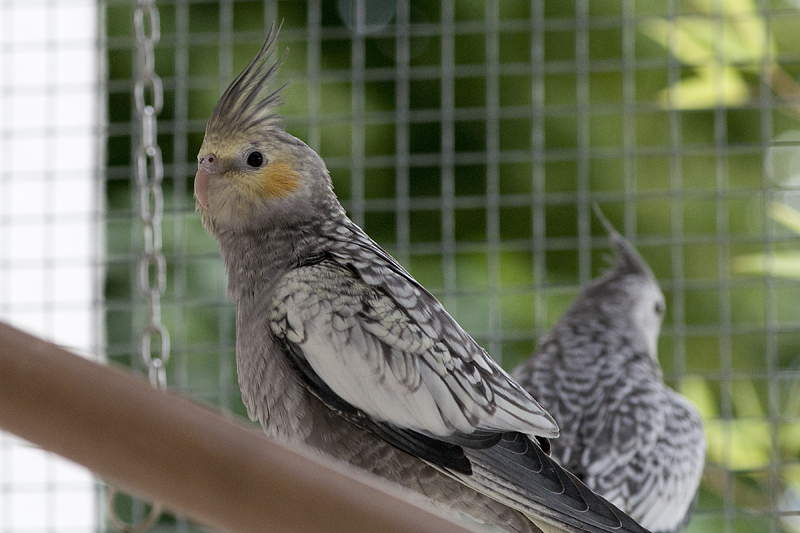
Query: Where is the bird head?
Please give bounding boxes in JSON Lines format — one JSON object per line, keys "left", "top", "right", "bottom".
{"left": 590, "top": 205, "right": 666, "bottom": 359}
{"left": 195, "top": 28, "right": 335, "bottom": 235}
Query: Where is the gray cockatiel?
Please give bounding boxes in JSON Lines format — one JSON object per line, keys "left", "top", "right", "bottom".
{"left": 512, "top": 208, "right": 705, "bottom": 533}
{"left": 194, "top": 29, "right": 649, "bottom": 533}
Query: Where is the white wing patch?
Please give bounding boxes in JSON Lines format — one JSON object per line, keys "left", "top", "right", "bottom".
{"left": 269, "top": 261, "right": 558, "bottom": 439}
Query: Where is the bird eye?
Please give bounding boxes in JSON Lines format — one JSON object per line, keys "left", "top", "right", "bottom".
{"left": 246, "top": 151, "right": 264, "bottom": 167}
{"left": 654, "top": 300, "right": 666, "bottom": 316}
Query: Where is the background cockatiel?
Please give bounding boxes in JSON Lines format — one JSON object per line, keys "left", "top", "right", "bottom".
{"left": 512, "top": 208, "right": 705, "bottom": 533}
{"left": 194, "top": 29, "right": 649, "bottom": 533}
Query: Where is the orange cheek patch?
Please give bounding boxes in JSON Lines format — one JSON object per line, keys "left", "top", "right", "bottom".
{"left": 256, "top": 160, "right": 302, "bottom": 198}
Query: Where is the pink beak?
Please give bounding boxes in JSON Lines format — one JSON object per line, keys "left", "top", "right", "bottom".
{"left": 194, "top": 167, "right": 211, "bottom": 208}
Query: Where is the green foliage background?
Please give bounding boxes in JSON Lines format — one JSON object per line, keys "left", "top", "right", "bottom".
{"left": 104, "top": 0, "right": 800, "bottom": 530}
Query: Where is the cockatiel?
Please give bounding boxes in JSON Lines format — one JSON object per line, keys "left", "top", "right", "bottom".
{"left": 195, "top": 29, "right": 649, "bottom": 533}
{"left": 512, "top": 208, "right": 705, "bottom": 533}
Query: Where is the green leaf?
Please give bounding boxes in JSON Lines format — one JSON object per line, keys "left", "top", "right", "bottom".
{"left": 771, "top": 202, "right": 800, "bottom": 235}
{"left": 680, "top": 374, "right": 719, "bottom": 419}
{"left": 733, "top": 202, "right": 800, "bottom": 278}
{"left": 640, "top": 0, "right": 776, "bottom": 111}
{"left": 705, "top": 418, "right": 772, "bottom": 469}
{"left": 732, "top": 251, "right": 800, "bottom": 279}
{"left": 641, "top": 18, "right": 713, "bottom": 67}
{"left": 732, "top": 379, "right": 764, "bottom": 419}
{"left": 656, "top": 64, "right": 750, "bottom": 109}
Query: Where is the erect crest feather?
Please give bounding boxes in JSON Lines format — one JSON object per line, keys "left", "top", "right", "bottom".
{"left": 204, "top": 25, "right": 287, "bottom": 143}
{"left": 592, "top": 203, "right": 653, "bottom": 278}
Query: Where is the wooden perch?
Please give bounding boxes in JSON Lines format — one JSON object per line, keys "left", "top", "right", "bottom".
{"left": 0, "top": 322, "right": 476, "bottom": 533}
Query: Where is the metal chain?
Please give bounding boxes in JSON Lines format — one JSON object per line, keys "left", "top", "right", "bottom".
{"left": 107, "top": 1, "right": 166, "bottom": 530}
{"left": 134, "top": 0, "right": 169, "bottom": 391}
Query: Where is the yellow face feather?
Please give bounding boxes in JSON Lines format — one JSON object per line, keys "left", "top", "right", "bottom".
{"left": 255, "top": 160, "right": 302, "bottom": 199}
{"left": 218, "top": 157, "right": 303, "bottom": 202}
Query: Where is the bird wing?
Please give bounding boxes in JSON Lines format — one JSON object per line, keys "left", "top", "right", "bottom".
{"left": 268, "top": 254, "right": 649, "bottom": 533}
{"left": 562, "top": 381, "right": 704, "bottom": 533}
{"left": 511, "top": 337, "right": 587, "bottom": 471}
{"left": 268, "top": 257, "right": 557, "bottom": 440}
{"left": 513, "top": 327, "right": 705, "bottom": 533}
{"left": 585, "top": 387, "right": 704, "bottom": 532}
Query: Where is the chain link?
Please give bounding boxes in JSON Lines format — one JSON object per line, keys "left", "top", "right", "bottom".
{"left": 106, "top": 487, "right": 162, "bottom": 533}
{"left": 133, "top": 0, "right": 169, "bottom": 390}
{"left": 107, "top": 0, "right": 167, "bottom": 530}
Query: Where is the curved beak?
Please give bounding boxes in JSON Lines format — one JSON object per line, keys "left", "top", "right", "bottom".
{"left": 194, "top": 167, "right": 211, "bottom": 208}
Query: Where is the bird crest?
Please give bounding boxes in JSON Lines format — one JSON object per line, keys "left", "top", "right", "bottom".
{"left": 593, "top": 204, "right": 653, "bottom": 278}
{"left": 204, "top": 25, "right": 287, "bottom": 146}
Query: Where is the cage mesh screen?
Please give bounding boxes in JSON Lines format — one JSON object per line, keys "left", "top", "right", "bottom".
{"left": 0, "top": 0, "right": 103, "bottom": 530}
{"left": 1, "top": 0, "right": 800, "bottom": 530}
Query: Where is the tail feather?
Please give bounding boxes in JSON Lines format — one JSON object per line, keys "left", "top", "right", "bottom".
{"left": 448, "top": 433, "right": 651, "bottom": 533}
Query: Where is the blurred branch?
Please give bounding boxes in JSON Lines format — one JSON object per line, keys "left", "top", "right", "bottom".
{"left": 0, "top": 322, "right": 475, "bottom": 533}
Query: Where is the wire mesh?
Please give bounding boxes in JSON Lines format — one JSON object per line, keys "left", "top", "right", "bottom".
{"left": 2, "top": 0, "right": 800, "bottom": 531}
{"left": 0, "top": 0, "right": 103, "bottom": 530}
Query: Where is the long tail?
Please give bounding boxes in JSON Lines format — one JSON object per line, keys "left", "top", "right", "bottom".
{"left": 449, "top": 433, "right": 650, "bottom": 533}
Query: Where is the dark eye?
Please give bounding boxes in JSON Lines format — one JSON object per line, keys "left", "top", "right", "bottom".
{"left": 246, "top": 151, "right": 264, "bottom": 167}
{"left": 654, "top": 300, "right": 666, "bottom": 316}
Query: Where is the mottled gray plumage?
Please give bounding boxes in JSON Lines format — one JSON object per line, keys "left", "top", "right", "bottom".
{"left": 195, "top": 30, "right": 650, "bottom": 533}
{"left": 512, "top": 209, "right": 705, "bottom": 533}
